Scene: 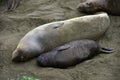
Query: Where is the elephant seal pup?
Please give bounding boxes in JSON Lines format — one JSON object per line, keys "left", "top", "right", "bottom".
{"left": 77, "top": 0, "right": 120, "bottom": 15}
{"left": 3, "top": 0, "right": 20, "bottom": 11}
{"left": 37, "top": 40, "right": 114, "bottom": 68}
{"left": 12, "top": 13, "right": 110, "bottom": 62}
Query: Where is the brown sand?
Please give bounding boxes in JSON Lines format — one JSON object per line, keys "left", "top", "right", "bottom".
{"left": 0, "top": 0, "right": 120, "bottom": 80}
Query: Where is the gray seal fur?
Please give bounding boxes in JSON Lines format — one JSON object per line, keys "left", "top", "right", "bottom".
{"left": 12, "top": 13, "right": 110, "bottom": 62}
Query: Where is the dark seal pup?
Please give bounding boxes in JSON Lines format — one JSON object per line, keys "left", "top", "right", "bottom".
{"left": 2, "top": 0, "right": 20, "bottom": 11}
{"left": 37, "top": 40, "right": 114, "bottom": 68}
{"left": 77, "top": 0, "right": 120, "bottom": 15}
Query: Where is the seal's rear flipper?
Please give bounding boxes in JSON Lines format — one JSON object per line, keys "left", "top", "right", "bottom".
{"left": 4, "top": 0, "right": 20, "bottom": 11}
{"left": 100, "top": 47, "right": 115, "bottom": 53}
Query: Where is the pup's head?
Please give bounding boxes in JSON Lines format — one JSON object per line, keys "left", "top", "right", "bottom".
{"left": 77, "top": 1, "right": 104, "bottom": 14}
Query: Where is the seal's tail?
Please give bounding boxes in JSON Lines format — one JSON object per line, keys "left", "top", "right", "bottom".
{"left": 100, "top": 47, "right": 115, "bottom": 53}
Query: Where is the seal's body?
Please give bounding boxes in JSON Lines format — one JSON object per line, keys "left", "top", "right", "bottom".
{"left": 3, "top": 0, "right": 20, "bottom": 11}
{"left": 37, "top": 40, "right": 114, "bottom": 68}
{"left": 12, "top": 13, "right": 110, "bottom": 62}
{"left": 77, "top": 0, "right": 120, "bottom": 15}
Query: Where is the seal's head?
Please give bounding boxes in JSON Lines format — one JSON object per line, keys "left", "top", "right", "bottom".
{"left": 12, "top": 35, "right": 45, "bottom": 62}
{"left": 36, "top": 51, "right": 57, "bottom": 67}
{"left": 12, "top": 48, "right": 28, "bottom": 62}
{"left": 12, "top": 43, "right": 42, "bottom": 62}
{"left": 77, "top": 1, "right": 104, "bottom": 13}
{"left": 37, "top": 56, "right": 48, "bottom": 67}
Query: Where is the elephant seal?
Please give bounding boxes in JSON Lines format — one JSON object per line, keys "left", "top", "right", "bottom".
{"left": 2, "top": 0, "right": 20, "bottom": 11}
{"left": 37, "top": 40, "right": 114, "bottom": 68}
{"left": 77, "top": 0, "right": 120, "bottom": 15}
{"left": 12, "top": 13, "right": 110, "bottom": 62}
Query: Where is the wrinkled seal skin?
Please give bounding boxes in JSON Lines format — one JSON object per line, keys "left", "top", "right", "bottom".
{"left": 77, "top": 0, "right": 120, "bottom": 16}
{"left": 37, "top": 40, "right": 114, "bottom": 68}
{"left": 12, "top": 13, "right": 110, "bottom": 62}
{"left": 2, "top": 0, "right": 20, "bottom": 11}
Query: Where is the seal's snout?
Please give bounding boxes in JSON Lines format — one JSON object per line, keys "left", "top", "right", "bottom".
{"left": 12, "top": 51, "right": 21, "bottom": 62}
{"left": 77, "top": 3, "right": 86, "bottom": 12}
{"left": 12, "top": 49, "right": 26, "bottom": 62}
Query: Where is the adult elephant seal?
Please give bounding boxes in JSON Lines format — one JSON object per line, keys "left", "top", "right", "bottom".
{"left": 12, "top": 13, "right": 110, "bottom": 62}
{"left": 37, "top": 40, "right": 114, "bottom": 68}
{"left": 2, "top": 0, "right": 20, "bottom": 11}
{"left": 77, "top": 0, "right": 120, "bottom": 16}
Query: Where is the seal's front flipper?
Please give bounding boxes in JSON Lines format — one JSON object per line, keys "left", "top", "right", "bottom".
{"left": 52, "top": 22, "right": 64, "bottom": 29}
{"left": 57, "top": 44, "right": 71, "bottom": 51}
